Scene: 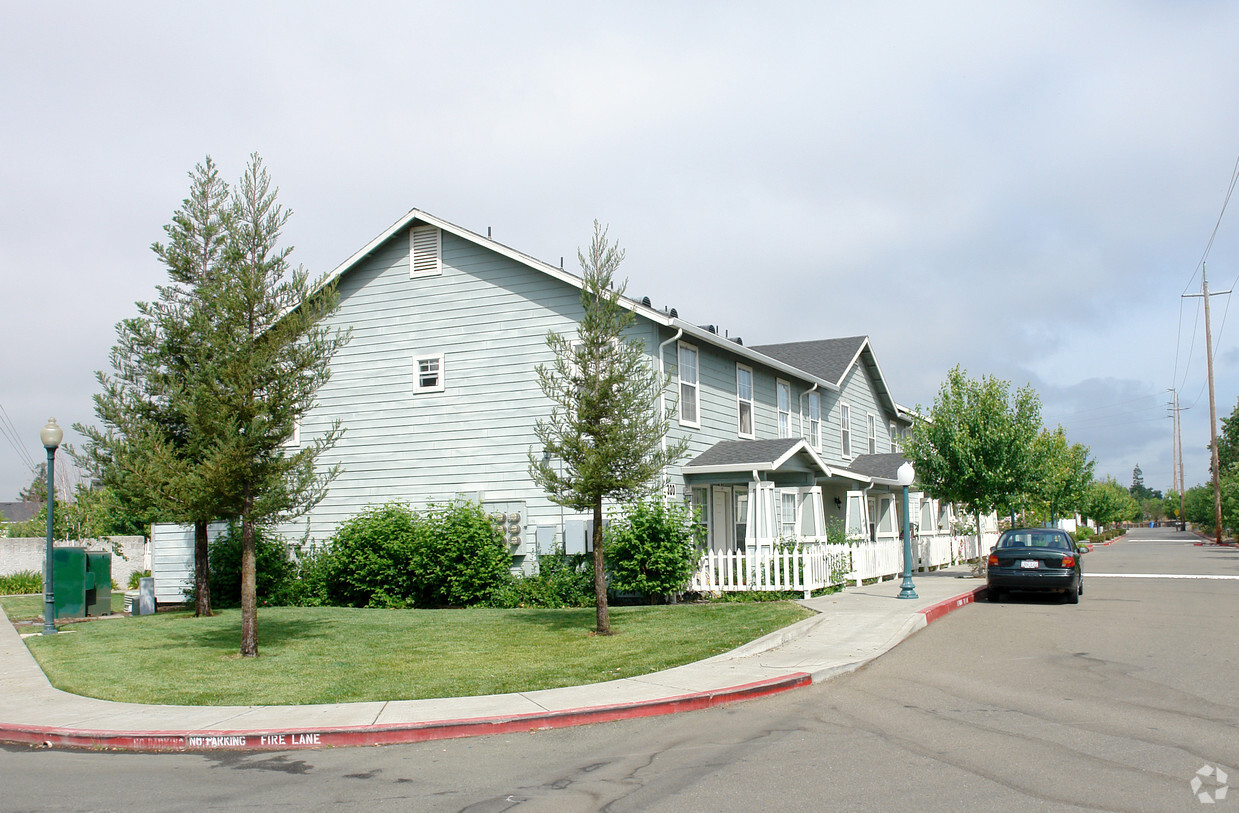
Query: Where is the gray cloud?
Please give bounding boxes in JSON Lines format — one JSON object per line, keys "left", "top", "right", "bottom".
{"left": 3, "top": 1, "right": 1238, "bottom": 502}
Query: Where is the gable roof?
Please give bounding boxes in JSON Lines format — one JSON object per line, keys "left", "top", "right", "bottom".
{"left": 0, "top": 501, "right": 41, "bottom": 524}
{"left": 317, "top": 208, "right": 854, "bottom": 393}
{"left": 750, "top": 336, "right": 899, "bottom": 418}
{"left": 683, "top": 438, "right": 870, "bottom": 482}
{"left": 842, "top": 453, "right": 910, "bottom": 484}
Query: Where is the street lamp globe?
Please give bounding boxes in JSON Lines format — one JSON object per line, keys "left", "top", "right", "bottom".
{"left": 41, "top": 418, "right": 63, "bottom": 450}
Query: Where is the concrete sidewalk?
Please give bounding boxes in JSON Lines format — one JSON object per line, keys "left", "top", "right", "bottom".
{"left": 0, "top": 567, "right": 986, "bottom": 752}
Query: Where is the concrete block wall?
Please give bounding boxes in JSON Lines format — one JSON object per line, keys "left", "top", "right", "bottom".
{"left": 0, "top": 536, "right": 147, "bottom": 590}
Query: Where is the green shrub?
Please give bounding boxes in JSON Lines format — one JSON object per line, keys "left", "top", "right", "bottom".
{"left": 606, "top": 498, "right": 704, "bottom": 603}
{"left": 0, "top": 570, "right": 42, "bottom": 595}
{"left": 127, "top": 569, "right": 151, "bottom": 590}
{"left": 323, "top": 500, "right": 513, "bottom": 608}
{"left": 488, "top": 550, "right": 593, "bottom": 608}
{"left": 1073, "top": 526, "right": 1093, "bottom": 542}
{"left": 208, "top": 522, "right": 298, "bottom": 608}
{"left": 322, "top": 503, "right": 422, "bottom": 608}
{"left": 413, "top": 501, "right": 513, "bottom": 607}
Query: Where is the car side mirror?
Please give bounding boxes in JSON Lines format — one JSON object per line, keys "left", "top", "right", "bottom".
{"left": 1076, "top": 544, "right": 1088, "bottom": 554}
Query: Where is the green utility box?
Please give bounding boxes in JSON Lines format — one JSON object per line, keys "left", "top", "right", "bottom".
{"left": 85, "top": 551, "right": 112, "bottom": 616}
{"left": 52, "top": 547, "right": 87, "bottom": 619}
{"left": 51, "top": 548, "right": 113, "bottom": 619}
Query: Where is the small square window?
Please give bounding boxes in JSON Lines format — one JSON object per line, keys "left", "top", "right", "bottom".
{"left": 414, "top": 353, "right": 445, "bottom": 393}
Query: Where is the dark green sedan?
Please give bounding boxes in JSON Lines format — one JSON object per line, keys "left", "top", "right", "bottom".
{"left": 986, "top": 528, "right": 1083, "bottom": 603}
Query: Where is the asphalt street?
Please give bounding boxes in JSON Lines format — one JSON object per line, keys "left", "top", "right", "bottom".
{"left": 1, "top": 528, "right": 1235, "bottom": 812}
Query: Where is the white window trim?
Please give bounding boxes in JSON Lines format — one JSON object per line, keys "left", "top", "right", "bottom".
{"left": 413, "top": 352, "right": 445, "bottom": 394}
{"left": 678, "top": 341, "right": 700, "bottom": 428}
{"left": 890, "top": 421, "right": 899, "bottom": 453}
{"left": 867, "top": 413, "right": 877, "bottom": 455}
{"left": 776, "top": 379, "right": 792, "bottom": 438}
{"left": 806, "top": 391, "right": 822, "bottom": 450}
{"left": 736, "top": 364, "right": 755, "bottom": 439}
{"left": 409, "top": 224, "right": 442, "bottom": 278}
{"left": 840, "top": 402, "right": 853, "bottom": 459}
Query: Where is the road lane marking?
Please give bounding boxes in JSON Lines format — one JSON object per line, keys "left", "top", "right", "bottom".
{"left": 1087, "top": 573, "right": 1239, "bottom": 580}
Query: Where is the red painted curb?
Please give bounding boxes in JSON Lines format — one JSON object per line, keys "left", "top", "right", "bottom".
{"left": 918, "top": 585, "right": 987, "bottom": 625}
{"left": 0, "top": 673, "right": 811, "bottom": 753}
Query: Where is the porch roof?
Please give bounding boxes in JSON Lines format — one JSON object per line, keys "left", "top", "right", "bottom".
{"left": 840, "top": 452, "right": 911, "bottom": 485}
{"left": 682, "top": 437, "right": 864, "bottom": 480}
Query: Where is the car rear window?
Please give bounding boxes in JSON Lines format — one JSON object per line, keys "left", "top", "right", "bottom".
{"left": 998, "top": 532, "right": 1070, "bottom": 549}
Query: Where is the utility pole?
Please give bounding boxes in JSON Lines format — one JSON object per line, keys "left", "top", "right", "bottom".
{"left": 1169, "top": 388, "right": 1187, "bottom": 530}
{"left": 1184, "top": 263, "right": 1231, "bottom": 544}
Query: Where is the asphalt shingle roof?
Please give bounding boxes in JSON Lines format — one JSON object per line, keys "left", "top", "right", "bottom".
{"left": 748, "top": 337, "right": 867, "bottom": 386}
{"left": 0, "top": 501, "right": 42, "bottom": 524}
{"left": 843, "top": 453, "right": 909, "bottom": 481}
{"left": 684, "top": 438, "right": 804, "bottom": 469}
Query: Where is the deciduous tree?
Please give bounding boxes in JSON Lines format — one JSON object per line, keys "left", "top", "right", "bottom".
{"left": 905, "top": 365, "right": 1042, "bottom": 546}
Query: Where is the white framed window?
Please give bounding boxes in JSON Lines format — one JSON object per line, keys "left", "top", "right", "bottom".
{"left": 780, "top": 491, "right": 797, "bottom": 537}
{"left": 806, "top": 391, "right": 821, "bottom": 449}
{"left": 691, "top": 487, "right": 708, "bottom": 532}
{"left": 413, "top": 353, "right": 445, "bottom": 393}
{"left": 890, "top": 422, "right": 899, "bottom": 453}
{"left": 409, "top": 224, "right": 442, "bottom": 278}
{"left": 734, "top": 487, "right": 749, "bottom": 551}
{"left": 736, "top": 364, "right": 754, "bottom": 438}
{"left": 840, "top": 403, "right": 852, "bottom": 458}
{"left": 678, "top": 342, "right": 699, "bottom": 427}
{"left": 776, "top": 380, "right": 791, "bottom": 438}
{"left": 867, "top": 413, "right": 877, "bottom": 455}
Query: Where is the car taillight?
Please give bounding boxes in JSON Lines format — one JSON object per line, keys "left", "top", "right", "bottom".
{"left": 1060, "top": 555, "right": 1075, "bottom": 568}
{"left": 987, "top": 553, "right": 999, "bottom": 567}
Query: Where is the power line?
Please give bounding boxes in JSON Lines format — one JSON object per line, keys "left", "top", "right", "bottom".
{"left": 0, "top": 401, "right": 37, "bottom": 473}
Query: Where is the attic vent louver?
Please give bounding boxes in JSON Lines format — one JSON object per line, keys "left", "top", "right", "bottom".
{"left": 698, "top": 324, "right": 717, "bottom": 334}
{"left": 410, "top": 225, "right": 441, "bottom": 278}
{"left": 731, "top": 337, "right": 744, "bottom": 345}
{"left": 669, "top": 307, "right": 678, "bottom": 318}
{"left": 641, "top": 296, "right": 652, "bottom": 307}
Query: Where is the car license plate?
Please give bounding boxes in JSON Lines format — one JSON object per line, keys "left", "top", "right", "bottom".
{"left": 1020, "top": 560, "right": 1039, "bottom": 569}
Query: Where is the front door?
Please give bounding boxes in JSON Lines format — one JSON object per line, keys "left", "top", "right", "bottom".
{"left": 711, "top": 486, "right": 735, "bottom": 551}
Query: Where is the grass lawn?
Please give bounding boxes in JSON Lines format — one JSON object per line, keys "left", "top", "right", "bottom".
{"left": 2, "top": 593, "right": 127, "bottom": 621}
{"left": 2, "top": 601, "right": 813, "bottom": 706}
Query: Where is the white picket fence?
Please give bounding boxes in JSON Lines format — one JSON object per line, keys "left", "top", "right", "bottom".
{"left": 690, "top": 531, "right": 998, "bottom": 598}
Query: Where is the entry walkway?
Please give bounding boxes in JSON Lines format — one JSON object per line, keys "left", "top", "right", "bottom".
{"left": 0, "top": 567, "right": 985, "bottom": 751}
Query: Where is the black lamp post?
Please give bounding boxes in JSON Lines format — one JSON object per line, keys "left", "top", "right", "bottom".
{"left": 41, "top": 418, "right": 63, "bottom": 635}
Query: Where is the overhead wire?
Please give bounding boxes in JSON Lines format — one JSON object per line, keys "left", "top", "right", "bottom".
{"left": 0, "top": 401, "right": 37, "bottom": 473}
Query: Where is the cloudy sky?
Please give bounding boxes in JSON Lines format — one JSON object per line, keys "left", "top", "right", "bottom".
{"left": 3, "top": 1, "right": 1238, "bottom": 504}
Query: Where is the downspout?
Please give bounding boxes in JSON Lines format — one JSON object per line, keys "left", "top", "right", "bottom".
{"left": 658, "top": 328, "right": 684, "bottom": 503}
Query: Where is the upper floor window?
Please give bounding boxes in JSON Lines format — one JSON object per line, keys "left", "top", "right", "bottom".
{"left": 867, "top": 414, "right": 877, "bottom": 454}
{"left": 890, "top": 422, "right": 899, "bottom": 453}
{"left": 410, "top": 224, "right": 442, "bottom": 278}
{"left": 736, "top": 364, "right": 754, "bottom": 438}
{"left": 414, "top": 353, "right": 445, "bottom": 393}
{"left": 776, "top": 380, "right": 791, "bottom": 437}
{"left": 840, "top": 403, "right": 852, "bottom": 458}
{"left": 678, "top": 342, "right": 699, "bottom": 427}
{"left": 806, "top": 391, "right": 821, "bottom": 449}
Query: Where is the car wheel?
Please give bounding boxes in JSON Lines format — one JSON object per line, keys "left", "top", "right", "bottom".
{"left": 1078, "top": 579, "right": 1083, "bottom": 597}
{"left": 1065, "top": 584, "right": 1079, "bottom": 604}
{"left": 987, "top": 586, "right": 1001, "bottom": 602}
